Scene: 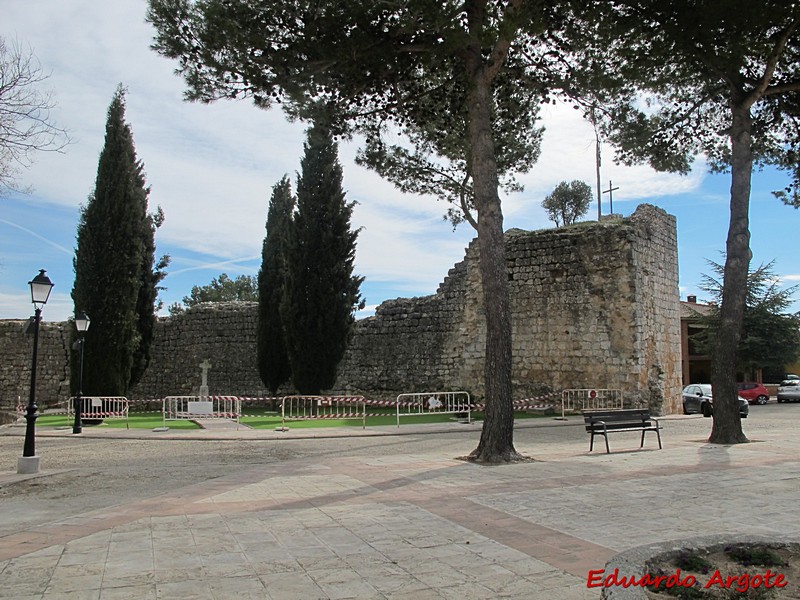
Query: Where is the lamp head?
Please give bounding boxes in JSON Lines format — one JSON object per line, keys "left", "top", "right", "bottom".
{"left": 74, "top": 311, "right": 90, "bottom": 333}
{"left": 29, "top": 269, "right": 54, "bottom": 308}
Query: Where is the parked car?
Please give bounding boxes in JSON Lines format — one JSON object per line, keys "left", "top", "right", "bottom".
{"left": 736, "top": 382, "right": 770, "bottom": 405}
{"left": 781, "top": 374, "right": 800, "bottom": 386}
{"left": 777, "top": 381, "right": 800, "bottom": 403}
{"left": 681, "top": 384, "right": 749, "bottom": 418}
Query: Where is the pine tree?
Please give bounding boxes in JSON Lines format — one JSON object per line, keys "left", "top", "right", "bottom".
{"left": 257, "top": 176, "right": 295, "bottom": 395}
{"left": 282, "top": 124, "right": 364, "bottom": 394}
{"left": 72, "top": 86, "right": 165, "bottom": 395}
{"left": 148, "top": 0, "right": 584, "bottom": 462}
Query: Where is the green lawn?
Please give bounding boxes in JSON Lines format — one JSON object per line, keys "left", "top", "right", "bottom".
{"left": 243, "top": 410, "right": 482, "bottom": 429}
{"left": 35, "top": 408, "right": 548, "bottom": 431}
{"left": 36, "top": 413, "right": 201, "bottom": 430}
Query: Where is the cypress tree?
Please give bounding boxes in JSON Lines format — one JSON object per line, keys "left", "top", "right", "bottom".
{"left": 72, "top": 86, "right": 163, "bottom": 395}
{"left": 130, "top": 207, "right": 169, "bottom": 388}
{"left": 282, "top": 124, "right": 364, "bottom": 394}
{"left": 257, "top": 176, "right": 295, "bottom": 395}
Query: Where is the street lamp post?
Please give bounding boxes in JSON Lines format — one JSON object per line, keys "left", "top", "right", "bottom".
{"left": 18, "top": 269, "right": 54, "bottom": 475}
{"left": 72, "top": 312, "right": 90, "bottom": 434}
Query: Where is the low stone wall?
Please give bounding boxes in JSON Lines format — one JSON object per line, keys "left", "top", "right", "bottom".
{"left": 0, "top": 319, "right": 70, "bottom": 411}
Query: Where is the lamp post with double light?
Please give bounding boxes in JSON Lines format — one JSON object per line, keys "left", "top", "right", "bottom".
{"left": 72, "top": 312, "right": 90, "bottom": 434}
{"left": 18, "top": 269, "right": 54, "bottom": 475}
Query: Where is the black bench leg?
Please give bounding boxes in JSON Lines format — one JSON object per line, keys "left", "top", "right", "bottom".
{"left": 604, "top": 433, "right": 610, "bottom": 454}
{"left": 640, "top": 429, "right": 663, "bottom": 450}
{"left": 589, "top": 432, "right": 595, "bottom": 452}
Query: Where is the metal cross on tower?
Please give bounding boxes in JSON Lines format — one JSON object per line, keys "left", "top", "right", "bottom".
{"left": 602, "top": 180, "right": 619, "bottom": 215}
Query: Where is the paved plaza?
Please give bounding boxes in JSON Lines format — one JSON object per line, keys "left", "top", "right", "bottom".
{"left": 1, "top": 404, "right": 799, "bottom": 599}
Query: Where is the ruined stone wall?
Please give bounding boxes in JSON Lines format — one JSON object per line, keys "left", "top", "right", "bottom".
{"left": 131, "top": 302, "right": 265, "bottom": 400}
{"left": 629, "top": 207, "right": 682, "bottom": 414}
{"left": 0, "top": 305, "right": 266, "bottom": 416}
{"left": 335, "top": 203, "right": 682, "bottom": 411}
{"left": 0, "top": 319, "right": 71, "bottom": 417}
{"left": 332, "top": 258, "right": 471, "bottom": 399}
{"left": 511, "top": 203, "right": 681, "bottom": 409}
{"left": 0, "top": 204, "right": 682, "bottom": 415}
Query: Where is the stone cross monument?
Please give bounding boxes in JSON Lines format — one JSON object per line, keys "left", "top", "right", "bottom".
{"left": 198, "top": 359, "right": 211, "bottom": 398}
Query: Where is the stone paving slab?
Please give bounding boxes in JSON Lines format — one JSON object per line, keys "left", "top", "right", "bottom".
{"left": 1, "top": 416, "right": 799, "bottom": 598}
{"left": 192, "top": 419, "right": 252, "bottom": 431}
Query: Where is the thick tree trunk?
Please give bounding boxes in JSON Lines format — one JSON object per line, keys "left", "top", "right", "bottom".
{"left": 709, "top": 101, "right": 752, "bottom": 445}
{"left": 464, "top": 51, "right": 519, "bottom": 464}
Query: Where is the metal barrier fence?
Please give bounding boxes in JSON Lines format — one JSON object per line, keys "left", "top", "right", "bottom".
{"left": 560, "top": 389, "right": 623, "bottom": 418}
{"left": 67, "top": 396, "right": 130, "bottom": 429}
{"left": 470, "top": 392, "right": 562, "bottom": 413}
{"left": 162, "top": 396, "right": 241, "bottom": 423}
{"left": 280, "top": 395, "right": 367, "bottom": 430}
{"left": 395, "top": 391, "right": 471, "bottom": 427}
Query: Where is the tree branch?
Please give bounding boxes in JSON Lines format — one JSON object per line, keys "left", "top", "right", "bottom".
{"left": 485, "top": 0, "right": 525, "bottom": 82}
{"left": 761, "top": 78, "right": 800, "bottom": 97}
{"left": 745, "top": 16, "right": 800, "bottom": 107}
{"left": 458, "top": 171, "right": 479, "bottom": 230}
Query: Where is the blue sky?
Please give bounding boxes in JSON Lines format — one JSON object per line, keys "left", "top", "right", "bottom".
{"left": 2, "top": 0, "right": 798, "bottom": 323}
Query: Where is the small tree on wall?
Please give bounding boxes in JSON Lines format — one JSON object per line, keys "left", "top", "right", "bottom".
{"left": 281, "top": 123, "right": 364, "bottom": 395}
{"left": 72, "top": 86, "right": 167, "bottom": 395}
{"left": 169, "top": 273, "right": 258, "bottom": 315}
{"left": 257, "top": 176, "right": 295, "bottom": 396}
{"left": 542, "top": 180, "right": 592, "bottom": 227}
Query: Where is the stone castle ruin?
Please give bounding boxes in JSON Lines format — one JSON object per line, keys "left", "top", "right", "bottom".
{"left": 334, "top": 203, "right": 681, "bottom": 412}
{"left": 0, "top": 204, "right": 682, "bottom": 418}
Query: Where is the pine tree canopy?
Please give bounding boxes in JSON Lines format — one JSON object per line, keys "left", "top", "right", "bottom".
{"left": 695, "top": 260, "right": 800, "bottom": 377}
{"left": 146, "top": 0, "right": 608, "bottom": 462}
{"left": 585, "top": 1, "right": 800, "bottom": 444}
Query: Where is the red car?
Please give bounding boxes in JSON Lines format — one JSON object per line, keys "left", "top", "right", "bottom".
{"left": 737, "top": 382, "right": 770, "bottom": 405}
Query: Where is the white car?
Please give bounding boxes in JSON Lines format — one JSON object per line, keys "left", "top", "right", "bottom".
{"left": 777, "top": 381, "right": 800, "bottom": 403}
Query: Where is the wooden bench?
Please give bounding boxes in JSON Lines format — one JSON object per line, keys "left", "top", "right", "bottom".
{"left": 583, "top": 408, "right": 662, "bottom": 454}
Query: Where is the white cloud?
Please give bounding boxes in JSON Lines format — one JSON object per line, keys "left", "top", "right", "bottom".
{"left": 167, "top": 255, "right": 262, "bottom": 277}
{"left": 355, "top": 304, "right": 380, "bottom": 318}
{"left": 509, "top": 102, "right": 706, "bottom": 217}
{"left": 0, "top": 290, "right": 74, "bottom": 323}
